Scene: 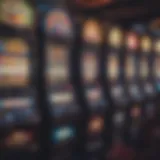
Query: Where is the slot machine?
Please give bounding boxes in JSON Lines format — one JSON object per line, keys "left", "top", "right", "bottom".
{"left": 123, "top": 25, "right": 146, "bottom": 151}
{"left": 137, "top": 25, "right": 157, "bottom": 122}
{"left": 103, "top": 25, "right": 135, "bottom": 160}
{"left": 150, "top": 19, "right": 160, "bottom": 114}
{"left": 40, "top": 0, "right": 82, "bottom": 159}
{"left": 0, "top": 0, "right": 41, "bottom": 160}
{"left": 79, "top": 19, "right": 109, "bottom": 160}
{"left": 138, "top": 20, "right": 160, "bottom": 159}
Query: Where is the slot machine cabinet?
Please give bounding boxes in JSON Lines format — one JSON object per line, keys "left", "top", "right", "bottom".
{"left": 136, "top": 26, "right": 157, "bottom": 122}
{"left": 138, "top": 21, "right": 160, "bottom": 159}
{"left": 123, "top": 25, "right": 147, "bottom": 151}
{"left": 150, "top": 19, "right": 160, "bottom": 114}
{"left": 78, "top": 18, "right": 110, "bottom": 160}
{"left": 103, "top": 25, "right": 135, "bottom": 160}
{"left": 135, "top": 25, "right": 160, "bottom": 160}
{"left": 40, "top": 0, "right": 82, "bottom": 159}
{"left": 0, "top": 0, "right": 41, "bottom": 160}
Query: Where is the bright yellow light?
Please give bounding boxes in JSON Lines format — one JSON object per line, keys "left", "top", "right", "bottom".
{"left": 141, "top": 36, "right": 152, "bottom": 52}
{"left": 108, "top": 27, "right": 123, "bottom": 48}
{"left": 83, "top": 19, "right": 102, "bottom": 44}
{"left": 154, "top": 39, "right": 160, "bottom": 54}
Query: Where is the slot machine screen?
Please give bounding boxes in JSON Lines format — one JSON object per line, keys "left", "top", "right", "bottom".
{"left": 139, "top": 36, "right": 151, "bottom": 79}
{"left": 48, "top": 90, "right": 79, "bottom": 117}
{"left": 107, "top": 54, "right": 119, "bottom": 81}
{"left": 154, "top": 40, "right": 160, "bottom": 80}
{"left": 81, "top": 50, "right": 98, "bottom": 83}
{"left": 44, "top": 9, "right": 73, "bottom": 38}
{"left": 125, "top": 56, "right": 136, "bottom": 80}
{"left": 106, "top": 27, "right": 122, "bottom": 82}
{"left": 85, "top": 87, "right": 102, "bottom": 106}
{"left": 126, "top": 32, "right": 139, "bottom": 50}
{"left": 0, "top": 38, "right": 30, "bottom": 87}
{"left": 139, "top": 57, "right": 149, "bottom": 79}
{"left": 125, "top": 33, "right": 139, "bottom": 81}
{"left": 82, "top": 20, "right": 102, "bottom": 44}
{"left": 0, "top": 0, "right": 34, "bottom": 29}
{"left": 45, "top": 43, "right": 70, "bottom": 85}
{"left": 141, "top": 36, "right": 152, "bottom": 53}
{"left": 154, "top": 57, "right": 160, "bottom": 79}
{"left": 87, "top": 116, "right": 104, "bottom": 135}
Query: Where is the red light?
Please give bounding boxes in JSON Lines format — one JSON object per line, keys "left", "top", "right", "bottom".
{"left": 126, "top": 33, "right": 139, "bottom": 50}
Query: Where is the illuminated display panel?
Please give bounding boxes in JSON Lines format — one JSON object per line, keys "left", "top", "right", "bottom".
{"left": 125, "top": 56, "right": 136, "bottom": 80}
{"left": 0, "top": 0, "right": 34, "bottom": 29}
{"left": 87, "top": 116, "right": 104, "bottom": 135}
{"left": 140, "top": 57, "right": 149, "bottom": 79}
{"left": 45, "top": 9, "right": 73, "bottom": 38}
{"left": 139, "top": 36, "right": 151, "bottom": 79}
{"left": 81, "top": 19, "right": 102, "bottom": 84}
{"left": 154, "top": 39, "right": 160, "bottom": 54}
{"left": 153, "top": 40, "right": 160, "bottom": 80}
{"left": 0, "top": 97, "right": 33, "bottom": 109}
{"left": 86, "top": 87, "right": 101, "bottom": 104}
{"left": 45, "top": 43, "right": 70, "bottom": 85}
{"left": 52, "top": 126, "right": 75, "bottom": 145}
{"left": 48, "top": 87, "right": 80, "bottom": 117}
{"left": 0, "top": 38, "right": 30, "bottom": 87}
{"left": 0, "top": 96, "right": 39, "bottom": 125}
{"left": 44, "top": 7, "right": 79, "bottom": 120}
{"left": 154, "top": 57, "right": 160, "bottom": 79}
{"left": 106, "top": 54, "right": 119, "bottom": 81}
{"left": 141, "top": 36, "right": 152, "bottom": 53}
{"left": 124, "top": 32, "right": 139, "bottom": 81}
{"left": 3, "top": 130, "right": 36, "bottom": 149}
{"left": 82, "top": 19, "right": 102, "bottom": 44}
{"left": 81, "top": 51, "right": 98, "bottom": 83}
{"left": 108, "top": 27, "right": 123, "bottom": 48}
{"left": 126, "top": 32, "right": 139, "bottom": 50}
{"left": 49, "top": 91, "right": 74, "bottom": 106}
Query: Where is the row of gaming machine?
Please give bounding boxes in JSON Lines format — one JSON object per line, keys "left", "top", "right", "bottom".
{"left": 0, "top": 1, "right": 160, "bottom": 160}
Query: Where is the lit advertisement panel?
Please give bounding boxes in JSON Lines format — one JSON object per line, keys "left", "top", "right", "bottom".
{"left": 2, "top": 129, "right": 37, "bottom": 150}
{"left": 81, "top": 50, "right": 98, "bottom": 83}
{"left": 0, "top": 96, "right": 38, "bottom": 125}
{"left": 0, "top": 0, "right": 34, "bottom": 29}
{"left": 153, "top": 39, "right": 160, "bottom": 91}
{"left": 52, "top": 126, "right": 76, "bottom": 145}
{"left": 108, "top": 27, "right": 123, "bottom": 48}
{"left": 154, "top": 57, "right": 160, "bottom": 80}
{"left": 139, "top": 57, "right": 149, "bottom": 79}
{"left": 0, "top": 38, "right": 30, "bottom": 87}
{"left": 125, "top": 32, "right": 139, "bottom": 83}
{"left": 106, "top": 54, "right": 119, "bottom": 81}
{"left": 82, "top": 19, "right": 102, "bottom": 44}
{"left": 48, "top": 88, "right": 80, "bottom": 118}
{"left": 44, "top": 9, "right": 73, "bottom": 38}
{"left": 87, "top": 116, "right": 104, "bottom": 135}
{"left": 45, "top": 43, "right": 70, "bottom": 85}
{"left": 125, "top": 55, "right": 136, "bottom": 81}
{"left": 126, "top": 32, "right": 139, "bottom": 50}
{"left": 141, "top": 36, "right": 152, "bottom": 53}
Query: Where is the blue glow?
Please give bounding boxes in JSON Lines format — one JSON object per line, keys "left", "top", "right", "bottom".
{"left": 52, "top": 126, "right": 75, "bottom": 144}
{"left": 156, "top": 84, "right": 160, "bottom": 92}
